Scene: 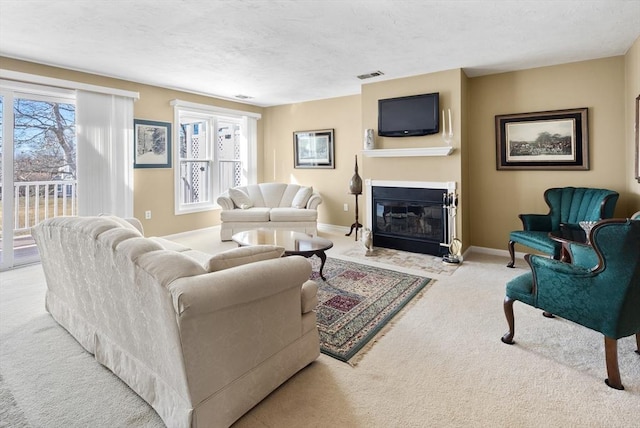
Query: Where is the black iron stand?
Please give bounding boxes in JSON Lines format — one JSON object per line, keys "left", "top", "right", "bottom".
{"left": 345, "top": 192, "right": 363, "bottom": 241}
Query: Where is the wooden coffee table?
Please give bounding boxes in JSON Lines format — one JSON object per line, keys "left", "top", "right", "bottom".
{"left": 232, "top": 229, "right": 334, "bottom": 280}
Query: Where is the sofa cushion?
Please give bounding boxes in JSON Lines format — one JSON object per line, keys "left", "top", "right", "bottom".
{"left": 149, "top": 236, "right": 192, "bottom": 252}
{"left": 206, "top": 245, "right": 285, "bottom": 272}
{"left": 279, "top": 184, "right": 301, "bottom": 207}
{"left": 116, "top": 237, "right": 165, "bottom": 261}
{"left": 509, "top": 230, "right": 561, "bottom": 257}
{"left": 228, "top": 188, "right": 254, "bottom": 209}
{"left": 291, "top": 186, "right": 313, "bottom": 209}
{"left": 136, "top": 250, "right": 208, "bottom": 286}
{"left": 221, "top": 207, "right": 271, "bottom": 222}
{"left": 99, "top": 214, "right": 144, "bottom": 235}
{"left": 270, "top": 207, "right": 317, "bottom": 222}
{"left": 258, "top": 183, "right": 289, "bottom": 208}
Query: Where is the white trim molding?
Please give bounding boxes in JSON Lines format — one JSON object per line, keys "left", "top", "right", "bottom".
{"left": 0, "top": 69, "right": 139, "bottom": 99}
{"left": 362, "top": 147, "right": 454, "bottom": 157}
{"left": 170, "top": 99, "right": 261, "bottom": 120}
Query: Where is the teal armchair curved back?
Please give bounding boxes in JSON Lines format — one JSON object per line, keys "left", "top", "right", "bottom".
{"left": 507, "top": 187, "right": 619, "bottom": 267}
{"left": 501, "top": 218, "right": 640, "bottom": 390}
{"left": 545, "top": 187, "right": 619, "bottom": 229}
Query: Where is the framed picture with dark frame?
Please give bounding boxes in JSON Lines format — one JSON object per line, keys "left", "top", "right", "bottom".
{"left": 293, "top": 129, "right": 335, "bottom": 169}
{"left": 133, "top": 119, "right": 172, "bottom": 168}
{"left": 635, "top": 94, "right": 640, "bottom": 183}
{"left": 495, "top": 108, "right": 589, "bottom": 170}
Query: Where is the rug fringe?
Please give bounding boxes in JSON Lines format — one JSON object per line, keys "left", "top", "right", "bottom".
{"left": 346, "top": 280, "right": 435, "bottom": 367}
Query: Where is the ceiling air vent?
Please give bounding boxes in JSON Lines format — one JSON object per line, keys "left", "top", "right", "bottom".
{"left": 357, "top": 71, "right": 384, "bottom": 80}
{"left": 234, "top": 94, "right": 253, "bottom": 99}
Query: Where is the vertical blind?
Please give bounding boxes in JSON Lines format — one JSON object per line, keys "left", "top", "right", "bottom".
{"left": 76, "top": 90, "right": 134, "bottom": 217}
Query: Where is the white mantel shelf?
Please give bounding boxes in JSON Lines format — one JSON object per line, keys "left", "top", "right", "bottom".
{"left": 362, "top": 146, "right": 454, "bottom": 157}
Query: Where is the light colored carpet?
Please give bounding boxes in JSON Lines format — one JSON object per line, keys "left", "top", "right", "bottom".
{"left": 1, "top": 227, "right": 638, "bottom": 427}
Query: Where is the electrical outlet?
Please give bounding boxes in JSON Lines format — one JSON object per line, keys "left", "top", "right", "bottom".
{"left": 343, "top": 203, "right": 349, "bottom": 211}
{"left": 145, "top": 210, "right": 152, "bottom": 220}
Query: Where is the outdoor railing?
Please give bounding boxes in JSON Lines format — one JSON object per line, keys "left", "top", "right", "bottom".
{"left": 1, "top": 180, "right": 78, "bottom": 233}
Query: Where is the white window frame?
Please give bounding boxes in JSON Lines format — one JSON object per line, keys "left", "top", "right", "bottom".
{"left": 171, "top": 99, "right": 260, "bottom": 215}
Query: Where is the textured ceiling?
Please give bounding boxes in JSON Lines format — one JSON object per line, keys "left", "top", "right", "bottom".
{"left": 0, "top": 0, "right": 638, "bottom": 107}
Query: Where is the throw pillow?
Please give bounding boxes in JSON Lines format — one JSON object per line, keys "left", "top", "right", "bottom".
{"left": 228, "top": 188, "right": 253, "bottom": 209}
{"left": 291, "top": 186, "right": 313, "bottom": 209}
{"left": 207, "top": 245, "right": 285, "bottom": 272}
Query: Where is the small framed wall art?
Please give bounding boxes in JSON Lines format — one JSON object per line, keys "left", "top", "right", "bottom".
{"left": 134, "top": 119, "right": 172, "bottom": 168}
{"left": 495, "top": 108, "right": 589, "bottom": 170}
{"left": 293, "top": 128, "right": 335, "bottom": 169}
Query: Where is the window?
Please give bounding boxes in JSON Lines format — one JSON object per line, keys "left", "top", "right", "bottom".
{"left": 171, "top": 99, "right": 260, "bottom": 214}
{"left": 1, "top": 81, "right": 77, "bottom": 269}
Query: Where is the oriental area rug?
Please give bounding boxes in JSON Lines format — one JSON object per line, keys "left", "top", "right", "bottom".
{"left": 309, "top": 257, "right": 432, "bottom": 364}
{"left": 341, "top": 243, "right": 460, "bottom": 276}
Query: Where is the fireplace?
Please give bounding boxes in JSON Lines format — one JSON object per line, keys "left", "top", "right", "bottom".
{"left": 366, "top": 180, "right": 456, "bottom": 256}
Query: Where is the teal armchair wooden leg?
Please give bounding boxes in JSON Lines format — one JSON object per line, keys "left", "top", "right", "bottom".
{"left": 507, "top": 240, "right": 516, "bottom": 268}
{"left": 636, "top": 333, "right": 640, "bottom": 356}
{"left": 501, "top": 296, "right": 515, "bottom": 344}
{"left": 604, "top": 336, "right": 624, "bottom": 390}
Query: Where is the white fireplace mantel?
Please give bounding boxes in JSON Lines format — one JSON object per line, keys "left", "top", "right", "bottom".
{"left": 362, "top": 146, "right": 454, "bottom": 157}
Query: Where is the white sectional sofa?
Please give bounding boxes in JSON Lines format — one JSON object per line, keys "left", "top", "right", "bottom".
{"left": 217, "top": 182, "right": 322, "bottom": 241}
{"left": 32, "top": 215, "right": 320, "bottom": 428}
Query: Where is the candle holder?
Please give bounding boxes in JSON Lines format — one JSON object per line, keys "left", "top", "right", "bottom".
{"left": 441, "top": 108, "right": 454, "bottom": 146}
{"left": 442, "top": 128, "right": 454, "bottom": 146}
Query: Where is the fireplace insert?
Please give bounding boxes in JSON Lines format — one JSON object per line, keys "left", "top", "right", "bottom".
{"left": 371, "top": 186, "right": 448, "bottom": 256}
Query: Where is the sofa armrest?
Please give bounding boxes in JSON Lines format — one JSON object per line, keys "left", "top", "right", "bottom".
{"left": 217, "top": 193, "right": 235, "bottom": 210}
{"left": 519, "top": 213, "right": 551, "bottom": 231}
{"left": 206, "top": 245, "right": 285, "bottom": 272}
{"left": 301, "top": 280, "right": 318, "bottom": 313}
{"left": 168, "top": 255, "right": 312, "bottom": 315}
{"left": 167, "top": 255, "right": 316, "bottom": 404}
{"left": 306, "top": 193, "right": 323, "bottom": 210}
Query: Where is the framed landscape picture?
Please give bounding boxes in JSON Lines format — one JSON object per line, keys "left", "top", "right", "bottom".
{"left": 134, "top": 119, "right": 172, "bottom": 168}
{"left": 293, "top": 129, "right": 335, "bottom": 169}
{"left": 495, "top": 108, "right": 589, "bottom": 170}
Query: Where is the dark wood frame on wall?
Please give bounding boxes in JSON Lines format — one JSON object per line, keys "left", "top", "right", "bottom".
{"left": 636, "top": 95, "right": 640, "bottom": 183}
{"left": 293, "top": 129, "right": 335, "bottom": 169}
{"left": 495, "top": 108, "right": 589, "bottom": 170}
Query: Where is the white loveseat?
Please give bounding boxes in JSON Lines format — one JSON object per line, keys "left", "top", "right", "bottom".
{"left": 32, "top": 215, "right": 320, "bottom": 428}
{"left": 217, "top": 182, "right": 322, "bottom": 241}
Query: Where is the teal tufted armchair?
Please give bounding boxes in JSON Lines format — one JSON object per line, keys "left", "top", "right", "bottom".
{"left": 507, "top": 187, "right": 619, "bottom": 267}
{"left": 501, "top": 218, "right": 640, "bottom": 390}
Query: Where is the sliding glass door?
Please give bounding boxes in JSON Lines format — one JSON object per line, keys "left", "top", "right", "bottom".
{"left": 0, "top": 84, "right": 76, "bottom": 270}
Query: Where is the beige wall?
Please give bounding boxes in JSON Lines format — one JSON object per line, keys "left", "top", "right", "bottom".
{"left": 0, "top": 57, "right": 264, "bottom": 236}
{"left": 3, "top": 51, "right": 638, "bottom": 250}
{"left": 468, "top": 57, "right": 631, "bottom": 251}
{"left": 262, "top": 95, "right": 362, "bottom": 227}
{"left": 625, "top": 36, "right": 640, "bottom": 207}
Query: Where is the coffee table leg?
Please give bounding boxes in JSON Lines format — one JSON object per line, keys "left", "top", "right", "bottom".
{"left": 316, "top": 250, "right": 327, "bottom": 281}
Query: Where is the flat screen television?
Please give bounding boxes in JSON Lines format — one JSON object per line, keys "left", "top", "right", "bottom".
{"left": 377, "top": 92, "right": 439, "bottom": 137}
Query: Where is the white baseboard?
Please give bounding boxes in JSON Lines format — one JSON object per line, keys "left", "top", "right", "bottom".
{"left": 318, "top": 223, "right": 350, "bottom": 235}
{"left": 467, "top": 245, "right": 525, "bottom": 260}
